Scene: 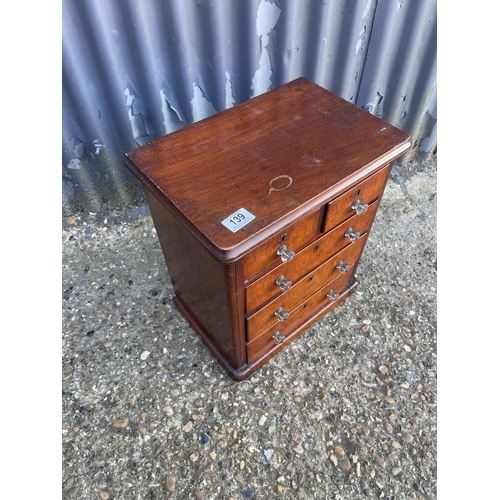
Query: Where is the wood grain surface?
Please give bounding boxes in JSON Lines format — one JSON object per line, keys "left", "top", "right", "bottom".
{"left": 125, "top": 77, "right": 411, "bottom": 262}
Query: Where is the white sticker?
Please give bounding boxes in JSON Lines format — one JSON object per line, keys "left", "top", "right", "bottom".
{"left": 221, "top": 208, "right": 255, "bottom": 233}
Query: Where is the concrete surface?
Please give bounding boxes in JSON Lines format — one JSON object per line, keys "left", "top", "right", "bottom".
{"left": 62, "top": 159, "right": 437, "bottom": 499}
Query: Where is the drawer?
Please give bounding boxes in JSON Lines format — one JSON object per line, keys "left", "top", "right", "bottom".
{"left": 246, "top": 235, "right": 364, "bottom": 341}
{"left": 323, "top": 165, "right": 390, "bottom": 233}
{"left": 245, "top": 200, "right": 378, "bottom": 314}
{"left": 247, "top": 274, "right": 354, "bottom": 363}
{"left": 241, "top": 208, "right": 322, "bottom": 282}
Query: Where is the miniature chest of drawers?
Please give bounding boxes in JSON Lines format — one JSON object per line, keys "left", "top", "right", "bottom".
{"left": 124, "top": 77, "right": 411, "bottom": 380}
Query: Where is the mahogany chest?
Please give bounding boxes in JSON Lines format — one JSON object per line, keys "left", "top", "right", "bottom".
{"left": 124, "top": 77, "right": 411, "bottom": 380}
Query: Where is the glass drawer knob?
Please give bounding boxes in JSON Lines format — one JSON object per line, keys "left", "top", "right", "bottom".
{"left": 272, "top": 331, "right": 286, "bottom": 344}
{"left": 277, "top": 245, "right": 296, "bottom": 263}
{"left": 276, "top": 275, "right": 292, "bottom": 291}
{"left": 345, "top": 227, "right": 361, "bottom": 242}
{"left": 336, "top": 260, "right": 351, "bottom": 274}
{"left": 274, "top": 306, "right": 290, "bottom": 322}
{"left": 352, "top": 199, "right": 369, "bottom": 215}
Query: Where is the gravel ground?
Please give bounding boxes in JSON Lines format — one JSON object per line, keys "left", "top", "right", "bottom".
{"left": 62, "top": 160, "right": 437, "bottom": 500}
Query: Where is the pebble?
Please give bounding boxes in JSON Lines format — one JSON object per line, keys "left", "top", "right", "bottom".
{"left": 113, "top": 418, "right": 128, "bottom": 428}
{"left": 200, "top": 432, "right": 210, "bottom": 445}
{"left": 258, "top": 415, "right": 267, "bottom": 426}
{"left": 294, "top": 444, "right": 304, "bottom": 454}
{"left": 402, "top": 432, "right": 414, "bottom": 443}
{"left": 329, "top": 455, "right": 338, "bottom": 466}
{"left": 235, "top": 472, "right": 244, "bottom": 484}
{"left": 384, "top": 422, "right": 393, "bottom": 433}
{"left": 100, "top": 493, "right": 109, "bottom": 500}
{"left": 391, "top": 467, "right": 402, "bottom": 476}
{"left": 414, "top": 483, "right": 426, "bottom": 495}
{"left": 392, "top": 441, "right": 401, "bottom": 449}
{"left": 339, "top": 458, "right": 351, "bottom": 471}
{"left": 140, "top": 351, "right": 151, "bottom": 360}
{"left": 165, "top": 476, "right": 175, "bottom": 491}
{"left": 183, "top": 421, "right": 193, "bottom": 432}
{"left": 163, "top": 406, "right": 174, "bottom": 416}
{"left": 378, "top": 365, "right": 388, "bottom": 375}
{"left": 193, "top": 488, "right": 203, "bottom": 500}
{"left": 334, "top": 445, "right": 345, "bottom": 456}
{"left": 243, "top": 491, "right": 254, "bottom": 498}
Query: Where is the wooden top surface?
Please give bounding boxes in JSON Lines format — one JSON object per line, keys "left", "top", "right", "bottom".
{"left": 124, "top": 78, "right": 411, "bottom": 262}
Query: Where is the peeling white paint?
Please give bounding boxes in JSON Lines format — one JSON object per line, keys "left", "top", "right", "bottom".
{"left": 355, "top": 39, "right": 363, "bottom": 55}
{"left": 190, "top": 83, "right": 217, "bottom": 123}
{"left": 397, "top": 2, "right": 404, "bottom": 10}
{"left": 251, "top": 0, "right": 282, "bottom": 97}
{"left": 67, "top": 158, "right": 82, "bottom": 170}
{"left": 362, "top": 0, "right": 372, "bottom": 18}
{"left": 225, "top": 71, "right": 236, "bottom": 109}
{"left": 124, "top": 87, "right": 148, "bottom": 141}
{"left": 160, "top": 89, "right": 184, "bottom": 133}
{"left": 92, "top": 140, "right": 106, "bottom": 155}
{"left": 124, "top": 88, "right": 135, "bottom": 106}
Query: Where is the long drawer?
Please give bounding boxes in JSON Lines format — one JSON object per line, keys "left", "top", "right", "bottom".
{"left": 241, "top": 208, "right": 322, "bottom": 282}
{"left": 247, "top": 274, "right": 355, "bottom": 363}
{"left": 245, "top": 235, "right": 365, "bottom": 341}
{"left": 245, "top": 200, "right": 379, "bottom": 313}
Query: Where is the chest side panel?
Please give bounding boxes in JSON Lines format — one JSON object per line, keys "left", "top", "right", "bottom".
{"left": 145, "top": 189, "right": 244, "bottom": 370}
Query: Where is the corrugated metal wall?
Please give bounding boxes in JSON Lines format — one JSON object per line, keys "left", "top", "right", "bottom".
{"left": 62, "top": 0, "right": 437, "bottom": 216}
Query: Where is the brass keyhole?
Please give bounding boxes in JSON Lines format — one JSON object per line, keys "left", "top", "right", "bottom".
{"left": 356, "top": 188, "right": 362, "bottom": 196}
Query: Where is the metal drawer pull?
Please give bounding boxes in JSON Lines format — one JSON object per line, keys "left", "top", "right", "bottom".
{"left": 327, "top": 290, "right": 340, "bottom": 302}
{"left": 272, "top": 331, "right": 286, "bottom": 344}
{"left": 276, "top": 275, "right": 292, "bottom": 291}
{"left": 352, "top": 199, "right": 369, "bottom": 215}
{"left": 277, "top": 245, "right": 296, "bottom": 263}
{"left": 345, "top": 227, "right": 360, "bottom": 242}
{"left": 274, "top": 306, "right": 290, "bottom": 322}
{"left": 336, "top": 260, "right": 351, "bottom": 274}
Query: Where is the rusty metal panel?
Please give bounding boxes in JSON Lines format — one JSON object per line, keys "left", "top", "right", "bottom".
{"left": 62, "top": 0, "right": 436, "bottom": 215}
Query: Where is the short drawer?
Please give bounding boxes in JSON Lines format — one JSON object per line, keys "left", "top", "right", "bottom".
{"left": 246, "top": 236, "right": 363, "bottom": 341}
{"left": 247, "top": 274, "right": 353, "bottom": 363}
{"left": 241, "top": 208, "right": 322, "bottom": 282}
{"left": 245, "top": 200, "right": 378, "bottom": 314}
{"left": 323, "top": 164, "right": 390, "bottom": 233}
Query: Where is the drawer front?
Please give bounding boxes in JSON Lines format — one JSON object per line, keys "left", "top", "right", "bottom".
{"left": 245, "top": 200, "right": 378, "bottom": 314}
{"left": 246, "top": 236, "right": 364, "bottom": 341}
{"left": 241, "top": 208, "right": 321, "bottom": 282}
{"left": 323, "top": 165, "right": 390, "bottom": 233}
{"left": 247, "top": 275, "right": 353, "bottom": 363}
